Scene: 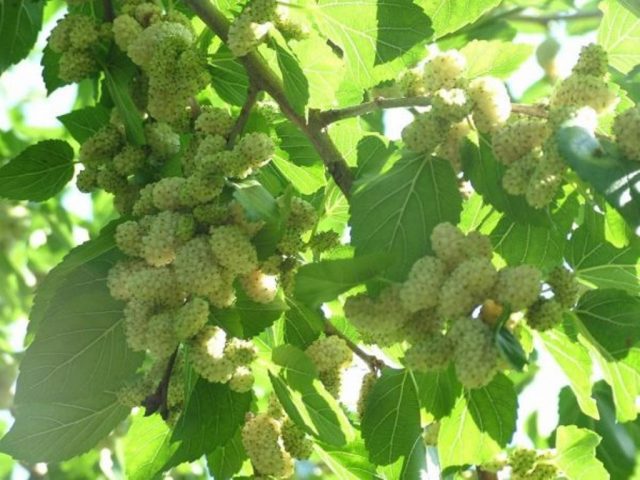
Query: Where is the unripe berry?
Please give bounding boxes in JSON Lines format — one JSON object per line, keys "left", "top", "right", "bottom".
{"left": 152, "top": 177, "right": 187, "bottom": 211}
{"left": 76, "top": 167, "right": 98, "bottom": 192}
{"left": 68, "top": 15, "right": 100, "bottom": 50}
{"left": 127, "top": 22, "right": 194, "bottom": 69}
{"left": 400, "top": 255, "right": 446, "bottom": 312}
{"left": 132, "top": 184, "right": 157, "bottom": 217}
{"left": 58, "top": 49, "right": 98, "bottom": 82}
{"left": 436, "top": 120, "right": 471, "bottom": 171}
{"left": 572, "top": 43, "right": 608, "bottom": 78}
{"left": 430, "top": 222, "right": 466, "bottom": 269}
{"left": 175, "top": 297, "right": 209, "bottom": 341}
{"left": 398, "top": 68, "right": 426, "bottom": 97}
{"left": 526, "top": 298, "right": 563, "bottom": 331}
{"left": 195, "top": 107, "right": 235, "bottom": 137}
{"left": 525, "top": 149, "right": 564, "bottom": 209}
{"left": 229, "top": 366, "right": 255, "bottom": 393}
{"left": 236, "top": 132, "right": 275, "bottom": 169}
{"left": 113, "top": 145, "right": 146, "bottom": 176}
{"left": 357, "top": 372, "right": 378, "bottom": 418}
{"left": 613, "top": 106, "right": 640, "bottom": 162}
{"left": 113, "top": 14, "right": 143, "bottom": 52}
{"left": 438, "top": 257, "right": 498, "bottom": 318}
{"left": 240, "top": 269, "right": 279, "bottom": 304}
{"left": 468, "top": 77, "right": 512, "bottom": 133}
{"left": 401, "top": 308, "right": 445, "bottom": 338}
{"left": 404, "top": 333, "right": 453, "bottom": 372}
{"left": 492, "top": 118, "right": 549, "bottom": 165}
{"left": 281, "top": 418, "right": 313, "bottom": 459}
{"left": 174, "top": 236, "right": 224, "bottom": 296}
{"left": 115, "top": 220, "right": 144, "bottom": 257}
{"left": 550, "top": 74, "right": 617, "bottom": 113}
{"left": 123, "top": 299, "right": 153, "bottom": 352}
{"left": 209, "top": 225, "right": 258, "bottom": 276}
{"left": 431, "top": 88, "right": 472, "bottom": 122}
{"left": 246, "top": 0, "right": 278, "bottom": 23}
{"left": 80, "top": 125, "right": 123, "bottom": 167}
{"left": 402, "top": 112, "right": 449, "bottom": 154}
{"left": 127, "top": 265, "right": 183, "bottom": 305}
{"left": 241, "top": 413, "right": 294, "bottom": 478}
{"left": 423, "top": 50, "right": 466, "bottom": 92}
{"left": 502, "top": 152, "right": 539, "bottom": 195}
{"left": 145, "top": 122, "right": 181, "bottom": 159}
{"left": 97, "top": 168, "right": 128, "bottom": 194}
{"left": 189, "top": 326, "right": 235, "bottom": 383}
{"left": 305, "top": 336, "right": 352, "bottom": 373}
{"left": 449, "top": 317, "right": 499, "bottom": 389}
{"left": 224, "top": 337, "right": 258, "bottom": 366}
{"left": 493, "top": 265, "right": 542, "bottom": 311}
{"left": 146, "top": 311, "right": 179, "bottom": 359}
{"left": 547, "top": 266, "right": 579, "bottom": 308}
{"left": 228, "top": 14, "right": 265, "bottom": 57}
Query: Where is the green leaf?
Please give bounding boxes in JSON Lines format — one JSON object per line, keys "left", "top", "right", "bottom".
{"left": 490, "top": 193, "right": 579, "bottom": 272}
{"left": 290, "top": 33, "right": 344, "bottom": 109}
{"left": 558, "top": 381, "right": 638, "bottom": 480}
{"left": 123, "top": 413, "right": 179, "bottom": 480}
{"left": 58, "top": 106, "right": 111, "bottom": 144}
{"left": 209, "top": 44, "right": 249, "bottom": 106}
{"left": 557, "top": 126, "right": 640, "bottom": 231}
{"left": 270, "top": 345, "right": 355, "bottom": 445}
{"left": 41, "top": 46, "right": 68, "bottom": 95}
{"left": 312, "top": 0, "right": 430, "bottom": 98}
{"left": 103, "top": 55, "right": 145, "bottom": 146}
{"left": 29, "top": 221, "right": 123, "bottom": 336}
{"left": 275, "top": 121, "right": 322, "bottom": 166}
{"left": 272, "top": 39, "right": 309, "bottom": 115}
{"left": 294, "top": 253, "right": 393, "bottom": 307}
{"left": 314, "top": 438, "right": 379, "bottom": 480}
{"left": 0, "top": 140, "right": 74, "bottom": 201}
{"left": 206, "top": 428, "right": 246, "bottom": 480}
{"left": 541, "top": 327, "right": 599, "bottom": 419}
{"left": 272, "top": 153, "right": 326, "bottom": 195}
{"left": 283, "top": 298, "right": 323, "bottom": 349}
{"left": 573, "top": 291, "right": 640, "bottom": 422}
{"left": 361, "top": 368, "right": 421, "bottom": 466}
{"left": 355, "top": 134, "right": 396, "bottom": 179}
{"left": 170, "top": 379, "right": 252, "bottom": 464}
{"left": 438, "top": 374, "right": 517, "bottom": 469}
{"left": 461, "top": 136, "right": 548, "bottom": 225}
{"left": 416, "top": 0, "right": 502, "bottom": 38}
{"left": 555, "top": 426, "right": 609, "bottom": 480}
{"left": 416, "top": 366, "right": 462, "bottom": 420}
{"left": 568, "top": 222, "right": 640, "bottom": 295}
{"left": 0, "top": 241, "right": 143, "bottom": 462}
{"left": 496, "top": 327, "right": 528, "bottom": 371}
{"left": 461, "top": 40, "right": 533, "bottom": 79}
{"left": 351, "top": 154, "right": 461, "bottom": 281}
{"left": 0, "top": 0, "right": 44, "bottom": 73}
{"left": 375, "top": 0, "right": 433, "bottom": 64}
{"left": 598, "top": 0, "right": 640, "bottom": 74}
{"left": 215, "top": 289, "right": 287, "bottom": 339}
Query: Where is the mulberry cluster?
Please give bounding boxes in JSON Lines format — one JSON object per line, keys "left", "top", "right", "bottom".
{"left": 613, "top": 105, "right": 640, "bottom": 162}
{"left": 491, "top": 44, "right": 616, "bottom": 209}
{"left": 47, "top": 14, "right": 108, "bottom": 82}
{"left": 508, "top": 448, "right": 558, "bottom": 480}
{"left": 227, "top": 0, "right": 278, "bottom": 57}
{"left": 398, "top": 50, "right": 510, "bottom": 168}
{"left": 305, "top": 336, "right": 353, "bottom": 397}
{"left": 345, "top": 222, "right": 545, "bottom": 389}
{"left": 241, "top": 402, "right": 314, "bottom": 478}
{"left": 112, "top": 8, "right": 210, "bottom": 124}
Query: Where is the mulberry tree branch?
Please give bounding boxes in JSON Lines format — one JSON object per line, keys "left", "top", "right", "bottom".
{"left": 227, "top": 85, "right": 260, "bottom": 148}
{"left": 323, "top": 319, "right": 387, "bottom": 371}
{"left": 184, "top": 0, "right": 354, "bottom": 196}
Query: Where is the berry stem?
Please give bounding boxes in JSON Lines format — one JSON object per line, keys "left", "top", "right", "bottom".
{"left": 141, "top": 348, "right": 178, "bottom": 420}
{"left": 322, "top": 319, "right": 387, "bottom": 371}
{"left": 510, "top": 10, "right": 602, "bottom": 25}
{"left": 183, "top": 0, "right": 354, "bottom": 196}
{"left": 227, "top": 85, "right": 260, "bottom": 148}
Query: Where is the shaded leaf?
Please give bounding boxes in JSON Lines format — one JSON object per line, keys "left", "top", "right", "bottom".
{"left": 206, "top": 428, "right": 246, "bottom": 480}
{"left": 58, "top": 106, "right": 111, "bottom": 144}
{"left": 0, "top": 0, "right": 44, "bottom": 73}
{"left": 0, "top": 140, "right": 74, "bottom": 201}
{"left": 416, "top": 366, "right": 462, "bottom": 420}
{"left": 417, "top": 0, "right": 502, "bottom": 38}
{"left": 209, "top": 45, "right": 249, "bottom": 106}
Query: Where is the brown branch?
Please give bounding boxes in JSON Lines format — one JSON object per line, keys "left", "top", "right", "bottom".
{"left": 477, "top": 468, "right": 499, "bottom": 480}
{"left": 184, "top": 0, "right": 354, "bottom": 196}
{"left": 103, "top": 0, "right": 115, "bottom": 22}
{"left": 227, "top": 85, "right": 260, "bottom": 148}
{"left": 511, "top": 103, "right": 549, "bottom": 118}
{"left": 310, "top": 96, "right": 433, "bottom": 128}
{"left": 323, "top": 319, "right": 386, "bottom": 371}
{"left": 510, "top": 10, "right": 602, "bottom": 24}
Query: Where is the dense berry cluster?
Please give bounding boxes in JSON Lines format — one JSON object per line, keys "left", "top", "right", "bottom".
{"left": 399, "top": 50, "right": 510, "bottom": 170}
{"left": 508, "top": 448, "right": 559, "bottom": 480}
{"left": 227, "top": 0, "right": 304, "bottom": 57}
{"left": 241, "top": 401, "right": 313, "bottom": 478}
{"left": 613, "top": 105, "right": 640, "bottom": 162}
{"left": 493, "top": 44, "right": 616, "bottom": 208}
{"left": 344, "top": 222, "right": 576, "bottom": 389}
{"left": 305, "top": 336, "right": 353, "bottom": 397}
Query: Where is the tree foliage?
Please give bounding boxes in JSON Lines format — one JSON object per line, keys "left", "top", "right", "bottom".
{"left": 0, "top": 0, "right": 639, "bottom": 478}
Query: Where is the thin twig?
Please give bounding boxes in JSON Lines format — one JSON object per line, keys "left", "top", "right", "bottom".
{"left": 227, "top": 86, "right": 260, "bottom": 148}
{"left": 310, "top": 96, "right": 433, "bottom": 128}
{"left": 323, "top": 319, "right": 386, "bottom": 371}
{"left": 184, "top": 0, "right": 354, "bottom": 196}
{"left": 511, "top": 10, "right": 602, "bottom": 24}
{"left": 103, "top": 0, "right": 115, "bottom": 22}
